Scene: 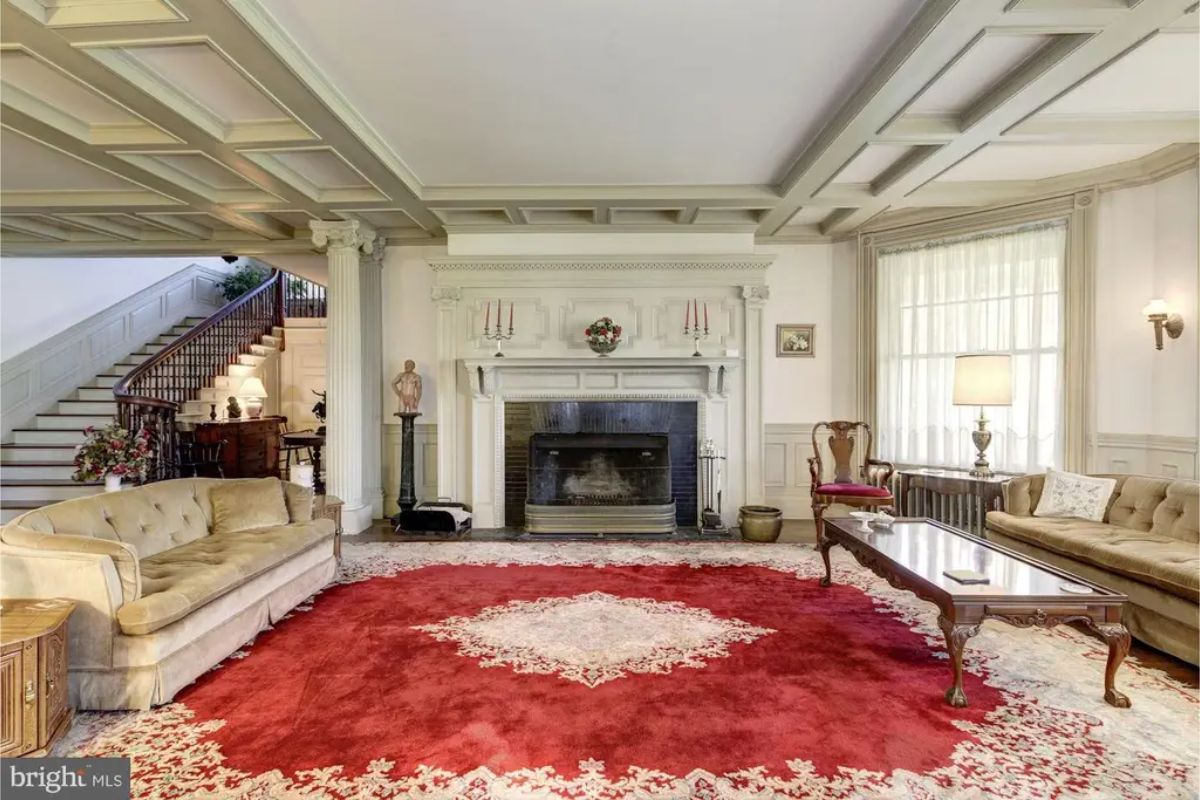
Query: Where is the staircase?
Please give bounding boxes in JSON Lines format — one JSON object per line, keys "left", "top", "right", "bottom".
{"left": 0, "top": 317, "right": 207, "bottom": 522}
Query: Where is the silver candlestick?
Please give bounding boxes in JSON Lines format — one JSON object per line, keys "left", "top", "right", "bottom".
{"left": 483, "top": 325, "right": 513, "bottom": 357}
{"left": 685, "top": 321, "right": 709, "bottom": 357}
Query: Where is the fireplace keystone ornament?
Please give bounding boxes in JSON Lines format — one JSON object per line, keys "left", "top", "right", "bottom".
{"left": 585, "top": 316, "right": 622, "bottom": 356}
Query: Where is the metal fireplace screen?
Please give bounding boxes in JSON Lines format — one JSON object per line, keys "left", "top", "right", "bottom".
{"left": 526, "top": 433, "right": 675, "bottom": 533}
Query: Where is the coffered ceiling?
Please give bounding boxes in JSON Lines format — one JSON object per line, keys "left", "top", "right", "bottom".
{"left": 0, "top": 0, "right": 1196, "bottom": 255}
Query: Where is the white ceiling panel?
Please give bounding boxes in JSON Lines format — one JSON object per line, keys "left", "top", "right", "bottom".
{"left": 1042, "top": 32, "right": 1200, "bottom": 115}
{"left": 128, "top": 43, "right": 286, "bottom": 120}
{"left": 937, "top": 142, "right": 1164, "bottom": 181}
{"left": 1, "top": 132, "right": 136, "bottom": 191}
{"left": 908, "top": 34, "right": 1052, "bottom": 115}
{"left": 1, "top": 51, "right": 134, "bottom": 124}
{"left": 258, "top": 0, "right": 924, "bottom": 186}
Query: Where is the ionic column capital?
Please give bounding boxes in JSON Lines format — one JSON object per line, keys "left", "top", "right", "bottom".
{"left": 310, "top": 219, "right": 379, "bottom": 253}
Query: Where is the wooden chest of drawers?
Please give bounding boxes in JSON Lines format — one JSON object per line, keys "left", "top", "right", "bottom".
{"left": 192, "top": 417, "right": 282, "bottom": 479}
{"left": 0, "top": 599, "right": 74, "bottom": 758}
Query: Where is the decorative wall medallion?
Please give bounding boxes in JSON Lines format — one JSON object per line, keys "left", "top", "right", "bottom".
{"left": 413, "top": 591, "right": 774, "bottom": 687}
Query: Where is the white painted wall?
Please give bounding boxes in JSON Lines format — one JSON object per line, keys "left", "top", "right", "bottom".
{"left": 381, "top": 245, "right": 443, "bottom": 421}
{"left": 0, "top": 256, "right": 231, "bottom": 360}
{"left": 1093, "top": 166, "right": 1198, "bottom": 476}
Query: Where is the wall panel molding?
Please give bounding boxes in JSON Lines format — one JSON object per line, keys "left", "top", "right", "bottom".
{"left": 764, "top": 422, "right": 817, "bottom": 519}
{"left": 1090, "top": 432, "right": 1198, "bottom": 479}
{"left": 0, "top": 263, "right": 227, "bottom": 438}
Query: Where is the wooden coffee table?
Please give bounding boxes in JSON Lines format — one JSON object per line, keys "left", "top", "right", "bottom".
{"left": 819, "top": 517, "right": 1132, "bottom": 709}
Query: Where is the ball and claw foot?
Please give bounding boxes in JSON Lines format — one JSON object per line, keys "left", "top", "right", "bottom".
{"left": 1105, "top": 688, "right": 1131, "bottom": 708}
{"left": 944, "top": 686, "right": 969, "bottom": 708}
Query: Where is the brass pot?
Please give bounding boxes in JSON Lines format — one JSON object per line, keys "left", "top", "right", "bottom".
{"left": 739, "top": 505, "right": 783, "bottom": 542}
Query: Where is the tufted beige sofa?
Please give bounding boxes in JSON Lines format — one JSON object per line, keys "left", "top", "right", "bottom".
{"left": 986, "top": 474, "right": 1199, "bottom": 665}
{"left": 0, "top": 478, "right": 336, "bottom": 710}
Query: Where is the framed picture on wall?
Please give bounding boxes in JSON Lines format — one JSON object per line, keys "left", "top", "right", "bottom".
{"left": 776, "top": 324, "right": 815, "bottom": 357}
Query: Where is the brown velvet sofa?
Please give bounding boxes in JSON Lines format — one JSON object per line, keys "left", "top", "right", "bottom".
{"left": 986, "top": 474, "right": 1199, "bottom": 665}
{"left": 0, "top": 478, "right": 336, "bottom": 710}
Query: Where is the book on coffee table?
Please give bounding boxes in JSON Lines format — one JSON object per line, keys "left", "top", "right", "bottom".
{"left": 943, "top": 569, "right": 990, "bottom": 584}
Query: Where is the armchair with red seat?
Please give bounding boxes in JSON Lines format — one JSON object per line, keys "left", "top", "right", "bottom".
{"left": 808, "top": 420, "right": 896, "bottom": 551}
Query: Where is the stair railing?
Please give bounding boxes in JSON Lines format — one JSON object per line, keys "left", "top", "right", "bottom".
{"left": 283, "top": 272, "right": 326, "bottom": 318}
{"left": 115, "top": 269, "right": 285, "bottom": 482}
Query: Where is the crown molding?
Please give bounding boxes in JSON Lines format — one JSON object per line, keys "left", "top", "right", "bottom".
{"left": 429, "top": 255, "right": 774, "bottom": 272}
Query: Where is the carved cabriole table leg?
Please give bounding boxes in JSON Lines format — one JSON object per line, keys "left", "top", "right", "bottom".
{"left": 814, "top": 502, "right": 833, "bottom": 587}
{"left": 937, "top": 614, "right": 980, "bottom": 708}
{"left": 1088, "top": 622, "right": 1133, "bottom": 708}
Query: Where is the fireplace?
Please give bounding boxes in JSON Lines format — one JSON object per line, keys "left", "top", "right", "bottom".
{"left": 525, "top": 433, "right": 675, "bottom": 533}
{"left": 505, "top": 401, "right": 697, "bottom": 532}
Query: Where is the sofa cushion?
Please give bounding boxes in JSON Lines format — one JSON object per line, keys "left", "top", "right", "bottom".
{"left": 1108, "top": 475, "right": 1176, "bottom": 531}
{"left": 1033, "top": 469, "right": 1116, "bottom": 521}
{"left": 1151, "top": 482, "right": 1199, "bottom": 545}
{"left": 116, "top": 519, "right": 334, "bottom": 635}
{"left": 987, "top": 512, "right": 1199, "bottom": 602}
{"left": 210, "top": 478, "right": 289, "bottom": 535}
{"left": 5, "top": 479, "right": 214, "bottom": 559}
{"left": 283, "top": 482, "right": 314, "bottom": 523}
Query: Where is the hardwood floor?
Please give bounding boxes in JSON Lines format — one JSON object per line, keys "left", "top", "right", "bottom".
{"left": 354, "top": 517, "right": 1197, "bottom": 688}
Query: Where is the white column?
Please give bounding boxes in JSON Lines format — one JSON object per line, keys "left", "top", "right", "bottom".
{"left": 431, "top": 286, "right": 461, "bottom": 499}
{"left": 362, "top": 242, "right": 385, "bottom": 518}
{"left": 742, "top": 284, "right": 769, "bottom": 506}
{"left": 311, "top": 220, "right": 377, "bottom": 533}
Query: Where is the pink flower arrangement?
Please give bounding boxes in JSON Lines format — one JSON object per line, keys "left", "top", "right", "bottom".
{"left": 73, "top": 423, "right": 153, "bottom": 483}
{"left": 585, "top": 317, "right": 622, "bottom": 345}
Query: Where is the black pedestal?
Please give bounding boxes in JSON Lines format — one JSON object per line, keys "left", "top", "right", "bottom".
{"left": 394, "top": 412, "right": 421, "bottom": 513}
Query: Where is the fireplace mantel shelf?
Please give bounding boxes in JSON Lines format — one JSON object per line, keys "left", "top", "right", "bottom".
{"left": 460, "top": 356, "right": 740, "bottom": 400}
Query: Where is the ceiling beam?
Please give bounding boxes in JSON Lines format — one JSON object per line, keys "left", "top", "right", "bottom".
{"left": 757, "top": 0, "right": 1012, "bottom": 236}
{"left": 1001, "top": 113, "right": 1200, "bottom": 143}
{"left": 819, "top": 0, "right": 1198, "bottom": 236}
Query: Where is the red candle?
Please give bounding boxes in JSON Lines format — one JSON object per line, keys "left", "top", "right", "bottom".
{"left": 484, "top": 301, "right": 490, "bottom": 331}
{"left": 684, "top": 298, "right": 690, "bottom": 329}
{"left": 508, "top": 300, "right": 514, "bottom": 331}
{"left": 704, "top": 301, "right": 708, "bottom": 331}
{"left": 693, "top": 298, "right": 699, "bottom": 330}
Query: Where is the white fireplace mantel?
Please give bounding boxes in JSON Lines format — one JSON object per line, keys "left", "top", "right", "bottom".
{"left": 461, "top": 356, "right": 740, "bottom": 400}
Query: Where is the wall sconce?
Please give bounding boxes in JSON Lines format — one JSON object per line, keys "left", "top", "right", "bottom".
{"left": 1142, "top": 299, "right": 1184, "bottom": 350}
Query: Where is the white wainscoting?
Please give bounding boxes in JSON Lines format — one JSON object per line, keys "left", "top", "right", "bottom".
{"left": 382, "top": 423, "right": 439, "bottom": 516}
{"left": 1090, "top": 433, "right": 1199, "bottom": 480}
{"left": 764, "top": 423, "right": 816, "bottom": 519}
{"left": 0, "top": 264, "right": 227, "bottom": 439}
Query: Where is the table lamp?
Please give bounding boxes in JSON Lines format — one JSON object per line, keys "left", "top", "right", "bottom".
{"left": 953, "top": 354, "right": 1012, "bottom": 477}
{"left": 239, "top": 376, "right": 268, "bottom": 419}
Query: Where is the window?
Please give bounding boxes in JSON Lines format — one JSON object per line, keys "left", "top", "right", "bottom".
{"left": 875, "top": 222, "right": 1067, "bottom": 473}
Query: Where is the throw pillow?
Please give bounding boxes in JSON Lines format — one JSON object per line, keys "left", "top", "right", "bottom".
{"left": 210, "top": 478, "right": 290, "bottom": 534}
{"left": 1033, "top": 469, "right": 1116, "bottom": 522}
{"left": 283, "top": 481, "right": 314, "bottom": 522}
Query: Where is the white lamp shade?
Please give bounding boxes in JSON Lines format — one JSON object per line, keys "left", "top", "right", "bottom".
{"left": 239, "top": 376, "right": 268, "bottom": 399}
{"left": 1142, "top": 298, "right": 1170, "bottom": 317}
{"left": 953, "top": 354, "right": 1012, "bottom": 406}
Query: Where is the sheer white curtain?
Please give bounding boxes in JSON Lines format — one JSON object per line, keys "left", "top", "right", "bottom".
{"left": 875, "top": 222, "right": 1066, "bottom": 473}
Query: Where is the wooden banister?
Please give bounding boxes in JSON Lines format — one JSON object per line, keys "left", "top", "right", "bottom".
{"left": 115, "top": 269, "right": 285, "bottom": 481}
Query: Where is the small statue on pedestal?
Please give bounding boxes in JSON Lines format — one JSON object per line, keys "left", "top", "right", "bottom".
{"left": 391, "top": 360, "right": 423, "bottom": 413}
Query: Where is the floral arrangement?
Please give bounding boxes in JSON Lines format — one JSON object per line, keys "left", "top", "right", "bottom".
{"left": 73, "top": 423, "right": 152, "bottom": 483}
{"left": 585, "top": 317, "right": 623, "bottom": 352}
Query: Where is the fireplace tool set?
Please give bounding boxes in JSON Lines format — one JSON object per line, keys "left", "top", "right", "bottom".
{"left": 698, "top": 438, "right": 727, "bottom": 534}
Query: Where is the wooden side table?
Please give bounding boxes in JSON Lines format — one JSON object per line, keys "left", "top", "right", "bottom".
{"left": 315, "top": 494, "right": 344, "bottom": 559}
{"left": 896, "top": 468, "right": 1009, "bottom": 536}
{"left": 1, "top": 598, "right": 75, "bottom": 757}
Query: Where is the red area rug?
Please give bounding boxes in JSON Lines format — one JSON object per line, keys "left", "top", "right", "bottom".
{"left": 65, "top": 542, "right": 1198, "bottom": 799}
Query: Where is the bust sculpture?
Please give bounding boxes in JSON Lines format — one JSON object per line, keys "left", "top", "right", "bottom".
{"left": 226, "top": 395, "right": 242, "bottom": 419}
{"left": 391, "top": 359, "right": 422, "bottom": 414}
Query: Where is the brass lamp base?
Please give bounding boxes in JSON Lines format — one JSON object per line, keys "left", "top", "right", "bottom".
{"left": 969, "top": 410, "right": 993, "bottom": 477}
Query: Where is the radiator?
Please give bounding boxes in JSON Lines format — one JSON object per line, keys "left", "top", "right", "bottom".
{"left": 886, "top": 469, "right": 1007, "bottom": 537}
